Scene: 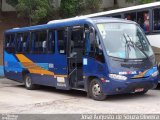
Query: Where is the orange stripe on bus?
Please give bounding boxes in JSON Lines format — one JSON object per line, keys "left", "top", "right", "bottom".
{"left": 16, "top": 54, "right": 54, "bottom": 76}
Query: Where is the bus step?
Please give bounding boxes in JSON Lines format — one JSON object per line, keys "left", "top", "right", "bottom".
{"left": 72, "top": 87, "right": 85, "bottom": 91}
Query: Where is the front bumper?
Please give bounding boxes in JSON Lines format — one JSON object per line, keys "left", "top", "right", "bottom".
{"left": 102, "top": 76, "right": 158, "bottom": 95}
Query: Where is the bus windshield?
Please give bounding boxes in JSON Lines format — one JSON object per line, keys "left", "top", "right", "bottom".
{"left": 97, "top": 23, "right": 154, "bottom": 59}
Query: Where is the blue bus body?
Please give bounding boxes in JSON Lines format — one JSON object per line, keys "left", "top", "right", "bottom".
{"left": 3, "top": 17, "right": 159, "bottom": 100}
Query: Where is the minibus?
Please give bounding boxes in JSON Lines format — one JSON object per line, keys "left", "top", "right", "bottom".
{"left": 3, "top": 17, "right": 159, "bottom": 100}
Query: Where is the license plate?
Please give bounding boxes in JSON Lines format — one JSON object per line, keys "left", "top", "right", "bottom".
{"left": 135, "top": 88, "right": 144, "bottom": 93}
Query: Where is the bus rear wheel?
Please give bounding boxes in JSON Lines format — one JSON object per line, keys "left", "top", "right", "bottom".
{"left": 88, "top": 79, "right": 106, "bottom": 101}
{"left": 24, "top": 74, "right": 36, "bottom": 90}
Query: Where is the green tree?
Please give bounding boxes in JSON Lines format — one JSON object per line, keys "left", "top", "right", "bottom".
{"left": 7, "top": 0, "right": 55, "bottom": 25}
{"left": 60, "top": 0, "right": 84, "bottom": 18}
{"left": 7, "top": 0, "right": 103, "bottom": 24}
{"left": 60, "top": 0, "right": 102, "bottom": 18}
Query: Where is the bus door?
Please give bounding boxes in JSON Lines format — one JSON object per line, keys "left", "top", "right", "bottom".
{"left": 53, "top": 29, "right": 69, "bottom": 89}
{"left": 67, "top": 26, "right": 85, "bottom": 88}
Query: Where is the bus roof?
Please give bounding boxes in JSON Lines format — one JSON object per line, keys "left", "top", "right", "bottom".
{"left": 5, "top": 17, "right": 136, "bottom": 34}
{"left": 84, "top": 2, "right": 160, "bottom": 18}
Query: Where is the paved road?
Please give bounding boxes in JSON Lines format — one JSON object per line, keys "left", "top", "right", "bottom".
{"left": 0, "top": 78, "right": 160, "bottom": 114}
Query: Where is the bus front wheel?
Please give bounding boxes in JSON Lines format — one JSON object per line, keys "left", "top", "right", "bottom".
{"left": 24, "top": 74, "right": 36, "bottom": 90}
{"left": 135, "top": 90, "right": 148, "bottom": 95}
{"left": 88, "top": 78, "right": 106, "bottom": 101}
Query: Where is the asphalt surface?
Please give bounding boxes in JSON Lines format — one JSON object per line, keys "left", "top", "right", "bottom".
{"left": 0, "top": 78, "right": 160, "bottom": 114}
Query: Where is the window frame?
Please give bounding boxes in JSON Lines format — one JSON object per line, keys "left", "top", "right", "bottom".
{"left": 16, "top": 32, "right": 24, "bottom": 53}
{"left": 48, "top": 29, "right": 55, "bottom": 54}
{"left": 30, "top": 29, "right": 48, "bottom": 54}
{"left": 124, "top": 12, "right": 137, "bottom": 22}
{"left": 152, "top": 7, "right": 160, "bottom": 33}
{"left": 56, "top": 28, "right": 68, "bottom": 55}
{"left": 4, "top": 33, "right": 17, "bottom": 54}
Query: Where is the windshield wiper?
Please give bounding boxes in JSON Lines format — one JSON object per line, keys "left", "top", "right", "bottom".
{"left": 123, "top": 34, "right": 132, "bottom": 60}
{"left": 123, "top": 33, "right": 149, "bottom": 59}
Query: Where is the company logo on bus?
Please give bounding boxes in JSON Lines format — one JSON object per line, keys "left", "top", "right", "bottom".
{"left": 119, "top": 71, "right": 137, "bottom": 75}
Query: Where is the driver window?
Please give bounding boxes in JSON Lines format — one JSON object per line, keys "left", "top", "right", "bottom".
{"left": 85, "top": 26, "right": 105, "bottom": 63}
{"left": 95, "top": 33, "right": 105, "bottom": 63}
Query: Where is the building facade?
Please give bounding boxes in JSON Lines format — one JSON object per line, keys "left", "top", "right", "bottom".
{"left": 0, "top": 0, "right": 28, "bottom": 65}
{"left": 1, "top": 0, "right": 15, "bottom": 12}
{"left": 101, "top": 0, "right": 136, "bottom": 9}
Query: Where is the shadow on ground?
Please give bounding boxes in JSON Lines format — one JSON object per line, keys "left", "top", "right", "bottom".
{"left": 15, "top": 84, "right": 159, "bottom": 101}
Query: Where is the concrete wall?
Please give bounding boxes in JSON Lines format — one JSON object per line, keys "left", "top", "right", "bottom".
{"left": 117, "top": 0, "right": 136, "bottom": 8}
{"left": 101, "top": 0, "right": 114, "bottom": 9}
{"left": 50, "top": 0, "right": 61, "bottom": 8}
{"left": 2, "top": 0, "right": 15, "bottom": 12}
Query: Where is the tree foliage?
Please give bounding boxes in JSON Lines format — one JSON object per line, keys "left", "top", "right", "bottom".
{"left": 60, "top": 0, "right": 84, "bottom": 18}
{"left": 7, "top": 0, "right": 55, "bottom": 25}
{"left": 6, "top": 0, "right": 103, "bottom": 24}
{"left": 60, "top": 0, "right": 102, "bottom": 18}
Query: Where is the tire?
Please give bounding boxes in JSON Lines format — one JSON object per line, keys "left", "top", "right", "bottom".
{"left": 24, "top": 74, "right": 36, "bottom": 90}
{"left": 88, "top": 78, "right": 106, "bottom": 101}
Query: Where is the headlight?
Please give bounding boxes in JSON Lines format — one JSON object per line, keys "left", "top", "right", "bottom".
{"left": 151, "top": 71, "right": 159, "bottom": 77}
{"left": 109, "top": 74, "right": 127, "bottom": 81}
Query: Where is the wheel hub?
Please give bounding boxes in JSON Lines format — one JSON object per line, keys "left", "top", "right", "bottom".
{"left": 26, "top": 77, "right": 31, "bottom": 87}
{"left": 92, "top": 83, "right": 101, "bottom": 96}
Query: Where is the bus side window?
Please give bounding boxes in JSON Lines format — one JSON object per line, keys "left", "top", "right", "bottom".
{"left": 31, "top": 32, "right": 38, "bottom": 53}
{"left": 48, "top": 30, "right": 55, "bottom": 53}
{"left": 85, "top": 27, "right": 105, "bottom": 63}
{"left": 6, "top": 34, "right": 16, "bottom": 53}
{"left": 71, "top": 26, "right": 84, "bottom": 56}
{"left": 5, "top": 34, "right": 11, "bottom": 52}
{"left": 16, "top": 33, "right": 23, "bottom": 53}
{"left": 112, "top": 15, "right": 121, "bottom": 18}
{"left": 39, "top": 31, "right": 47, "bottom": 54}
{"left": 153, "top": 8, "right": 160, "bottom": 31}
{"left": 95, "top": 33, "right": 105, "bottom": 63}
{"left": 57, "top": 29, "right": 66, "bottom": 54}
{"left": 137, "top": 11, "right": 150, "bottom": 33}
{"left": 23, "top": 33, "right": 30, "bottom": 53}
{"left": 124, "top": 12, "right": 136, "bottom": 22}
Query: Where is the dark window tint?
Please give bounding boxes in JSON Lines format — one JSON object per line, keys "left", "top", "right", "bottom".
{"left": 137, "top": 11, "right": 150, "bottom": 32}
{"left": 70, "top": 26, "right": 84, "bottom": 59}
{"left": 153, "top": 8, "right": 160, "bottom": 31}
{"left": 48, "top": 30, "right": 55, "bottom": 53}
{"left": 112, "top": 15, "right": 121, "bottom": 18}
{"left": 125, "top": 12, "right": 136, "bottom": 22}
{"left": 16, "top": 33, "right": 23, "bottom": 52}
{"left": 57, "top": 30, "right": 67, "bottom": 54}
{"left": 5, "top": 34, "right": 10, "bottom": 49}
{"left": 31, "top": 32, "right": 38, "bottom": 53}
{"left": 23, "top": 33, "right": 30, "bottom": 53}
{"left": 39, "top": 31, "right": 47, "bottom": 53}
{"left": 5, "top": 34, "right": 16, "bottom": 53}
{"left": 31, "top": 30, "right": 47, "bottom": 54}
